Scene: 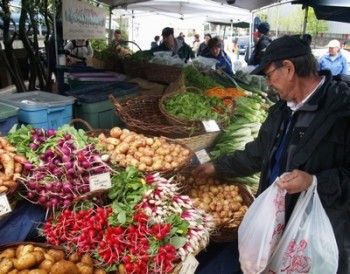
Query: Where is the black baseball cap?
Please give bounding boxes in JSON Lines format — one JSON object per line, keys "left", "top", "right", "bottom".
{"left": 162, "top": 27, "right": 174, "bottom": 37}
{"left": 251, "top": 35, "right": 312, "bottom": 75}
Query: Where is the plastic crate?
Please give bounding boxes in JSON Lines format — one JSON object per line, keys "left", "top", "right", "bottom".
{"left": 0, "top": 91, "right": 75, "bottom": 130}
{"left": 67, "top": 72, "right": 126, "bottom": 89}
{"left": 55, "top": 65, "right": 107, "bottom": 95}
{"left": 0, "top": 102, "right": 19, "bottom": 136}
{"left": 67, "top": 82, "right": 139, "bottom": 129}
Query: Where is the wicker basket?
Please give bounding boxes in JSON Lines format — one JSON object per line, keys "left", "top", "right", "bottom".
{"left": 166, "top": 132, "right": 220, "bottom": 152}
{"left": 122, "top": 59, "right": 148, "bottom": 79}
{"left": 210, "top": 183, "right": 254, "bottom": 242}
{"left": 159, "top": 87, "right": 235, "bottom": 130}
{"left": 109, "top": 94, "right": 203, "bottom": 138}
{"left": 177, "top": 167, "right": 255, "bottom": 243}
{"left": 69, "top": 118, "right": 111, "bottom": 138}
{"left": 144, "top": 63, "right": 184, "bottom": 84}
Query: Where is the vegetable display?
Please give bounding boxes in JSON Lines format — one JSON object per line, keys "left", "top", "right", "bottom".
{"left": 209, "top": 96, "right": 271, "bottom": 193}
{"left": 42, "top": 167, "right": 214, "bottom": 273}
{"left": 6, "top": 125, "right": 114, "bottom": 210}
{"left": 0, "top": 243, "right": 106, "bottom": 274}
{"left": 0, "top": 137, "right": 27, "bottom": 194}
{"left": 161, "top": 91, "right": 233, "bottom": 125}
{"left": 177, "top": 174, "right": 250, "bottom": 228}
{"left": 96, "top": 127, "right": 192, "bottom": 173}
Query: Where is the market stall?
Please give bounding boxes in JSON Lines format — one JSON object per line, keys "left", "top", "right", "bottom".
{"left": 0, "top": 1, "right": 280, "bottom": 273}
{"left": 0, "top": 51, "right": 274, "bottom": 272}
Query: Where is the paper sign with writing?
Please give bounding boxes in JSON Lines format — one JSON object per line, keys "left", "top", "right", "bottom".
{"left": 62, "top": 0, "right": 106, "bottom": 40}
{"left": 195, "top": 149, "right": 211, "bottom": 164}
{"left": 202, "top": 120, "right": 220, "bottom": 132}
{"left": 179, "top": 253, "right": 199, "bottom": 274}
{"left": 89, "top": 173, "right": 112, "bottom": 192}
{"left": 0, "top": 194, "right": 12, "bottom": 217}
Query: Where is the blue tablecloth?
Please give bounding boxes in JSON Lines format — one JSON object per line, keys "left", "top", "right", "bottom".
{"left": 0, "top": 201, "right": 46, "bottom": 244}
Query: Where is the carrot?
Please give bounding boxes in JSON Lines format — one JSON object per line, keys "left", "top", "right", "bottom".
{"left": 0, "top": 153, "right": 15, "bottom": 178}
{"left": 205, "top": 86, "right": 247, "bottom": 99}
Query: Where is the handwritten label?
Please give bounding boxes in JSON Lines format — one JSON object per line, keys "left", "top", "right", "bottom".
{"left": 179, "top": 253, "right": 199, "bottom": 274}
{"left": 195, "top": 149, "right": 211, "bottom": 164}
{"left": 202, "top": 120, "right": 220, "bottom": 132}
{"left": 89, "top": 173, "right": 111, "bottom": 191}
{"left": 0, "top": 194, "right": 12, "bottom": 217}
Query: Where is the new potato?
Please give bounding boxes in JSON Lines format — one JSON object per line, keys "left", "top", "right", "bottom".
{"left": 0, "top": 245, "right": 99, "bottom": 273}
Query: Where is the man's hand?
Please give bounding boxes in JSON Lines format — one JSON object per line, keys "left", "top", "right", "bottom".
{"left": 276, "top": 169, "right": 313, "bottom": 194}
{"left": 191, "top": 162, "right": 216, "bottom": 181}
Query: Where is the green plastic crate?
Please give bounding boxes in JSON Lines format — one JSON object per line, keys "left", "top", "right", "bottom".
{"left": 0, "top": 102, "right": 19, "bottom": 136}
{"left": 72, "top": 83, "right": 139, "bottom": 129}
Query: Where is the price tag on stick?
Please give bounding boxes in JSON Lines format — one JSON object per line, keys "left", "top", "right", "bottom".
{"left": 179, "top": 253, "right": 199, "bottom": 274}
{"left": 0, "top": 193, "right": 12, "bottom": 217}
{"left": 89, "top": 172, "right": 112, "bottom": 192}
{"left": 195, "top": 149, "right": 211, "bottom": 164}
{"left": 202, "top": 120, "right": 220, "bottom": 133}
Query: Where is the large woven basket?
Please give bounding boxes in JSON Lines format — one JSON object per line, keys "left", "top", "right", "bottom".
{"left": 109, "top": 94, "right": 203, "bottom": 138}
{"left": 166, "top": 132, "right": 220, "bottom": 152}
{"left": 122, "top": 59, "right": 148, "bottom": 79}
{"left": 69, "top": 118, "right": 110, "bottom": 138}
{"left": 177, "top": 167, "right": 255, "bottom": 243}
{"left": 210, "top": 183, "right": 254, "bottom": 242}
{"left": 159, "top": 87, "right": 235, "bottom": 130}
{"left": 144, "top": 63, "right": 184, "bottom": 84}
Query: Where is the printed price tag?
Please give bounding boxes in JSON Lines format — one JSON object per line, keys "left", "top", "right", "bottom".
{"left": 89, "top": 172, "right": 112, "bottom": 192}
{"left": 0, "top": 193, "right": 12, "bottom": 217}
{"left": 179, "top": 253, "right": 199, "bottom": 274}
{"left": 202, "top": 120, "right": 220, "bottom": 132}
{"left": 195, "top": 149, "right": 211, "bottom": 164}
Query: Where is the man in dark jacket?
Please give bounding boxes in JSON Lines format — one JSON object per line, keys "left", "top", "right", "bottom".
{"left": 193, "top": 35, "right": 350, "bottom": 273}
{"left": 151, "top": 27, "right": 194, "bottom": 63}
{"left": 247, "top": 22, "right": 272, "bottom": 66}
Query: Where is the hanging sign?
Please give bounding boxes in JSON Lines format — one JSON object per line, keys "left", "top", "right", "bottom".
{"left": 62, "top": 0, "right": 106, "bottom": 40}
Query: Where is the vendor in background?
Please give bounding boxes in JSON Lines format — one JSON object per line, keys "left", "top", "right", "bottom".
{"left": 200, "top": 37, "right": 234, "bottom": 76}
{"left": 64, "top": 39, "right": 93, "bottom": 65}
{"left": 177, "top": 32, "right": 185, "bottom": 41}
{"left": 247, "top": 22, "right": 272, "bottom": 66}
{"left": 151, "top": 35, "right": 160, "bottom": 49}
{"left": 197, "top": 33, "right": 211, "bottom": 56}
{"left": 110, "top": 29, "right": 132, "bottom": 57}
{"left": 319, "top": 39, "right": 348, "bottom": 76}
{"left": 192, "top": 34, "right": 201, "bottom": 56}
{"left": 151, "top": 27, "right": 194, "bottom": 63}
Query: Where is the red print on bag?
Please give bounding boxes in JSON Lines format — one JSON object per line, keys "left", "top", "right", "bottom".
{"left": 280, "top": 239, "right": 311, "bottom": 273}
{"left": 269, "top": 188, "right": 286, "bottom": 254}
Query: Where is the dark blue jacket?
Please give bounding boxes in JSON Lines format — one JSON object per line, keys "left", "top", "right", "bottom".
{"left": 214, "top": 70, "right": 350, "bottom": 273}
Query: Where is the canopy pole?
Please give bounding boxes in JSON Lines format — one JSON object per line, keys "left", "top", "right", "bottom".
{"left": 108, "top": 7, "right": 113, "bottom": 43}
{"left": 302, "top": 6, "right": 309, "bottom": 34}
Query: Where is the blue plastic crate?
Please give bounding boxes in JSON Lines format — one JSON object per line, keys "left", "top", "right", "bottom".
{"left": 0, "top": 102, "right": 19, "bottom": 136}
{"left": 0, "top": 91, "right": 75, "bottom": 130}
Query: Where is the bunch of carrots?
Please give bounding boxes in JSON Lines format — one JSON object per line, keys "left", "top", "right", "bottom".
{"left": 205, "top": 86, "right": 248, "bottom": 108}
{"left": 205, "top": 86, "right": 248, "bottom": 99}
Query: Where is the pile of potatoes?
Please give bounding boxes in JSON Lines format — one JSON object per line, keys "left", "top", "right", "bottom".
{"left": 178, "top": 175, "right": 250, "bottom": 228}
{"left": 0, "top": 243, "right": 106, "bottom": 274}
{"left": 97, "top": 127, "right": 192, "bottom": 173}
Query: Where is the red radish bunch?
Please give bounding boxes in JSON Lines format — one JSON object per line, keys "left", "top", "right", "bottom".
{"left": 43, "top": 206, "right": 180, "bottom": 273}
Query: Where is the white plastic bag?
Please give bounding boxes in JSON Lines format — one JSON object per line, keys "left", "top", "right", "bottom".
{"left": 265, "top": 182, "right": 338, "bottom": 274}
{"left": 238, "top": 181, "right": 287, "bottom": 274}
